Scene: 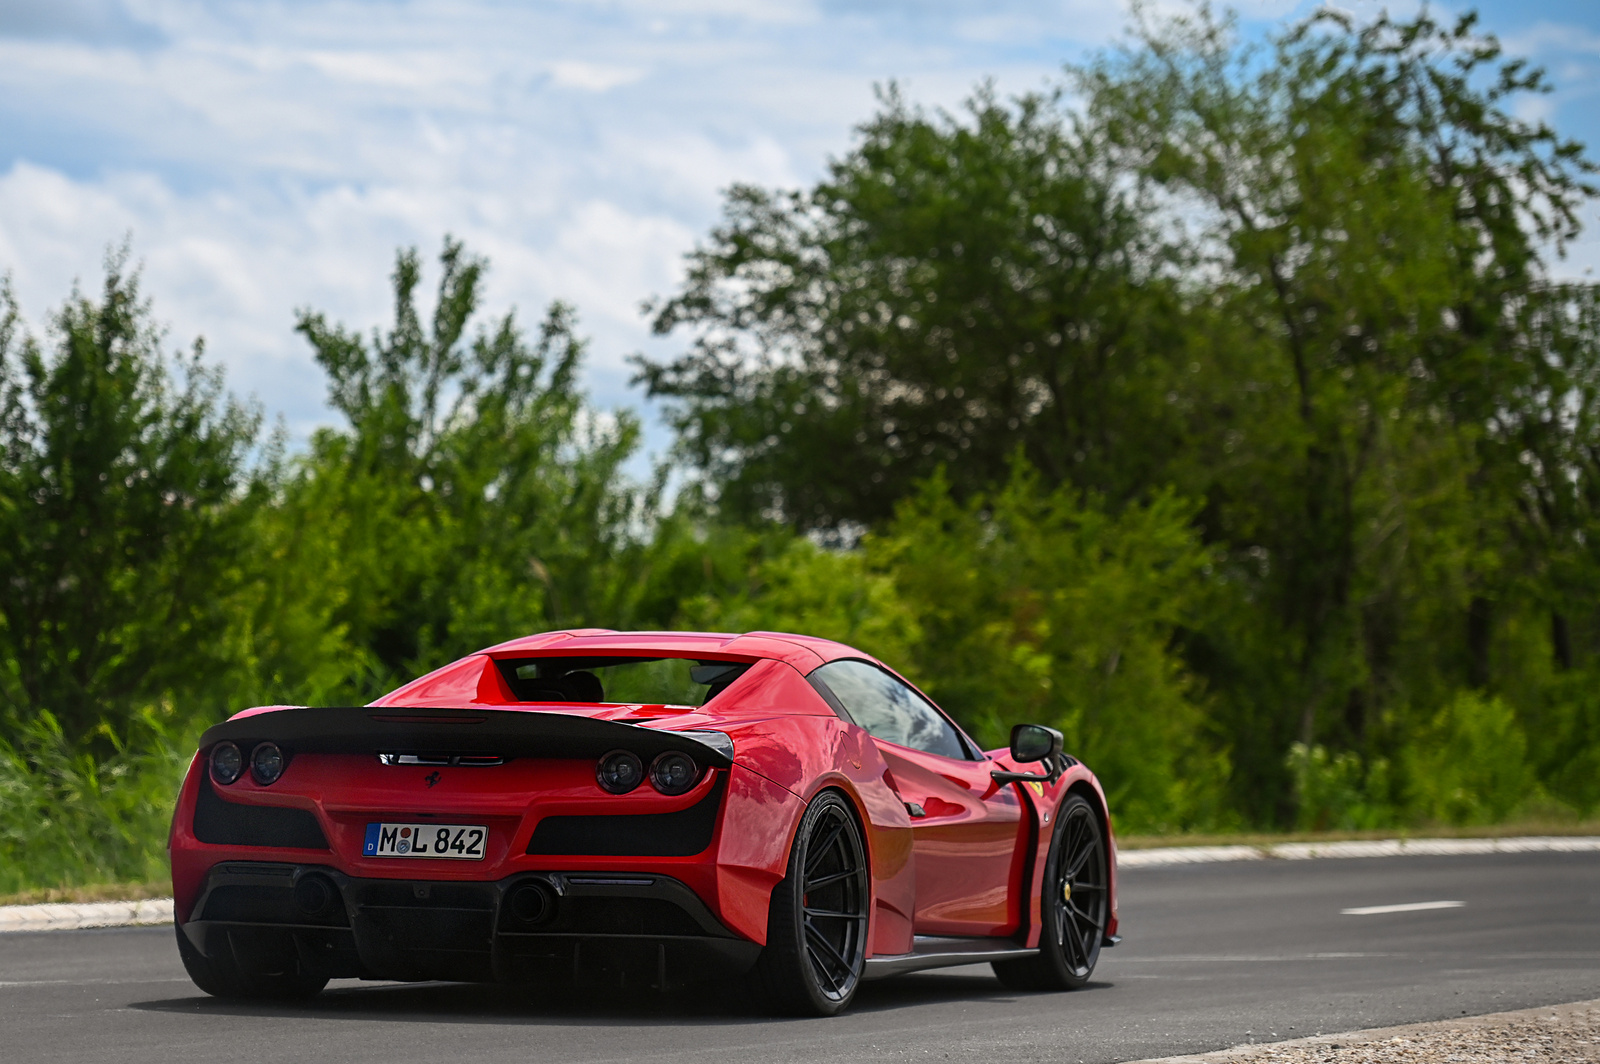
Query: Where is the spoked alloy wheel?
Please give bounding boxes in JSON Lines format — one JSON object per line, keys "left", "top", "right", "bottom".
{"left": 753, "top": 790, "right": 870, "bottom": 1015}
{"left": 993, "top": 793, "right": 1107, "bottom": 991}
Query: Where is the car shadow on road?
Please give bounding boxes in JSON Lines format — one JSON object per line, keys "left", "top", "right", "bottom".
{"left": 128, "top": 971, "right": 1114, "bottom": 1027}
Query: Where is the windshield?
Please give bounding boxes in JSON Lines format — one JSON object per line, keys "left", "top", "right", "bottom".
{"left": 494, "top": 656, "right": 752, "bottom": 707}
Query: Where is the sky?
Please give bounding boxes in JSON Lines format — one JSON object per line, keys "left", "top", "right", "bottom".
{"left": 2, "top": 0, "right": 1599, "bottom": 461}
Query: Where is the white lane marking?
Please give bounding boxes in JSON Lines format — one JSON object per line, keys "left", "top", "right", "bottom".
{"left": 1341, "top": 900, "right": 1464, "bottom": 915}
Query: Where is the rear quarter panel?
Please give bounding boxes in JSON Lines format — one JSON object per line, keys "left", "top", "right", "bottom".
{"left": 716, "top": 662, "right": 917, "bottom": 956}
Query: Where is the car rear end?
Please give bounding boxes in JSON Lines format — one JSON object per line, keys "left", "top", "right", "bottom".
{"left": 168, "top": 703, "right": 785, "bottom": 990}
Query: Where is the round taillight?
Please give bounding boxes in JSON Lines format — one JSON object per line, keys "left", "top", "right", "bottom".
{"left": 596, "top": 750, "right": 644, "bottom": 794}
{"left": 210, "top": 741, "right": 243, "bottom": 785}
{"left": 649, "top": 751, "right": 699, "bottom": 796}
{"left": 251, "top": 742, "right": 285, "bottom": 785}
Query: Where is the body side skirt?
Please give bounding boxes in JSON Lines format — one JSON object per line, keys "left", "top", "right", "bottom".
{"left": 862, "top": 935, "right": 1036, "bottom": 979}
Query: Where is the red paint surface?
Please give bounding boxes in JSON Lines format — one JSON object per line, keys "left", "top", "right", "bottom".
{"left": 169, "top": 629, "right": 1119, "bottom": 957}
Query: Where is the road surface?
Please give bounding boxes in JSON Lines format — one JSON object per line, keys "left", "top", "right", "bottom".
{"left": 2, "top": 850, "right": 1596, "bottom": 1063}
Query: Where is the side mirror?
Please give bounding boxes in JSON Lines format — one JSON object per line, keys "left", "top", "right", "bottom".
{"left": 992, "top": 723, "right": 1065, "bottom": 786}
{"left": 1010, "top": 723, "right": 1063, "bottom": 764}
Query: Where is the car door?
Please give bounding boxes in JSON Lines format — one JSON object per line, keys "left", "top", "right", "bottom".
{"left": 809, "top": 659, "right": 1025, "bottom": 938}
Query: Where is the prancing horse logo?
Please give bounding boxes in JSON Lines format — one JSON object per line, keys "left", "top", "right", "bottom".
{"left": 424, "top": 771, "right": 442, "bottom": 788}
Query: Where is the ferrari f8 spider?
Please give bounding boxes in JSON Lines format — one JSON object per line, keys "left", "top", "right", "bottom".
{"left": 169, "top": 629, "right": 1120, "bottom": 1015}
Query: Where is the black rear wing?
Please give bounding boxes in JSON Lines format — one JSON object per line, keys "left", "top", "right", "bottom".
{"left": 197, "top": 706, "right": 734, "bottom": 768}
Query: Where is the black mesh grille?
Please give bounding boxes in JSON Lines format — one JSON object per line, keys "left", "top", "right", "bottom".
{"left": 549, "top": 897, "right": 704, "bottom": 936}
{"left": 351, "top": 880, "right": 496, "bottom": 911}
{"left": 527, "top": 776, "right": 725, "bottom": 856}
{"left": 193, "top": 776, "right": 330, "bottom": 850}
{"left": 198, "top": 883, "right": 348, "bottom": 926}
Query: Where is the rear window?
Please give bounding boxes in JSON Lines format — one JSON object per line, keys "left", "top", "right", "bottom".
{"left": 494, "top": 656, "right": 752, "bottom": 707}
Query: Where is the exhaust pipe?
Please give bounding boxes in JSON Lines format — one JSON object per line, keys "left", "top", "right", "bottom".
{"left": 293, "top": 873, "right": 339, "bottom": 917}
{"left": 505, "top": 881, "right": 557, "bottom": 927}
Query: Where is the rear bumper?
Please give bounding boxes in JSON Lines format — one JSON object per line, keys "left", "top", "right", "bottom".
{"left": 181, "top": 860, "right": 761, "bottom": 987}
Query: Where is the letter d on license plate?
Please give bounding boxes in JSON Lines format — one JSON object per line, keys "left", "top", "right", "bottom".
{"left": 364, "top": 822, "right": 487, "bottom": 859}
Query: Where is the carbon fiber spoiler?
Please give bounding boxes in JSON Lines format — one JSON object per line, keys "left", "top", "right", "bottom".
{"left": 197, "top": 706, "right": 735, "bottom": 768}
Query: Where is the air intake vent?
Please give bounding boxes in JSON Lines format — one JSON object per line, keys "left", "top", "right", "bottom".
{"left": 527, "top": 775, "right": 726, "bottom": 857}
{"left": 193, "top": 776, "right": 329, "bottom": 850}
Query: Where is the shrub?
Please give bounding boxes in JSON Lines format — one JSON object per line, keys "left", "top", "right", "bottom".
{"left": 1402, "top": 691, "right": 1538, "bottom": 826}
{"left": 0, "top": 709, "right": 196, "bottom": 894}
{"left": 1286, "top": 743, "right": 1393, "bottom": 831}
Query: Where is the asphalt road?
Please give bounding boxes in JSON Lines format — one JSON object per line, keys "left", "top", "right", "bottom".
{"left": 3, "top": 851, "right": 1598, "bottom": 1064}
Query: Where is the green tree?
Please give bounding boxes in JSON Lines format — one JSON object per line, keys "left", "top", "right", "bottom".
{"left": 641, "top": 6, "right": 1600, "bottom": 826}
{"left": 674, "top": 534, "right": 924, "bottom": 670}
{"left": 0, "top": 252, "right": 261, "bottom": 745}
{"left": 281, "top": 239, "right": 651, "bottom": 697}
{"left": 1080, "top": 7, "right": 1599, "bottom": 819}
{"left": 682, "top": 462, "right": 1225, "bottom": 832}
{"left": 638, "top": 87, "right": 1186, "bottom": 531}
{"left": 876, "top": 466, "right": 1226, "bottom": 831}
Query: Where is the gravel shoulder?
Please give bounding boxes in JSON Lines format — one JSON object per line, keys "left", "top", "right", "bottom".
{"left": 1125, "top": 998, "right": 1600, "bottom": 1063}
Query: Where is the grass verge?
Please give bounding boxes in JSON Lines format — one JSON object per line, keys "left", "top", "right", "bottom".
{"left": 0, "top": 711, "right": 197, "bottom": 898}
{"left": 0, "top": 881, "right": 170, "bottom": 907}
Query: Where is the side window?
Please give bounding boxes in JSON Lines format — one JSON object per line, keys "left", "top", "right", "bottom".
{"left": 810, "top": 660, "right": 968, "bottom": 761}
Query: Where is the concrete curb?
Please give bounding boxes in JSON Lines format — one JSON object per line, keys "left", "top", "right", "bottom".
{"left": 0, "top": 898, "right": 173, "bottom": 933}
{"left": 4, "top": 835, "right": 1597, "bottom": 932}
{"left": 1118, "top": 834, "right": 1600, "bottom": 868}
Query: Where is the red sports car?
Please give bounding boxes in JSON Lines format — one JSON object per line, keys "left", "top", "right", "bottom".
{"left": 169, "top": 629, "right": 1120, "bottom": 1015}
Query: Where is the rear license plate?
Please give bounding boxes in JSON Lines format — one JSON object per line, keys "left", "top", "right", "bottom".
{"left": 364, "top": 822, "right": 487, "bottom": 859}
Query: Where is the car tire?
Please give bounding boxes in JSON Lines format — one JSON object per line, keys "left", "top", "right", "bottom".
{"left": 752, "top": 790, "right": 870, "bottom": 1016}
{"left": 175, "top": 924, "right": 330, "bottom": 1001}
{"left": 993, "top": 793, "right": 1108, "bottom": 992}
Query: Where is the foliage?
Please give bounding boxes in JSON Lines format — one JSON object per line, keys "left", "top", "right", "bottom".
{"left": 0, "top": 708, "right": 196, "bottom": 893}
{"left": 1285, "top": 743, "right": 1393, "bottom": 832}
{"left": 879, "top": 467, "right": 1229, "bottom": 832}
{"left": 0, "top": 252, "right": 262, "bottom": 746}
{"left": 1402, "top": 691, "right": 1538, "bottom": 825}
{"left": 279, "top": 239, "right": 655, "bottom": 700}
{"left": 637, "top": 86, "right": 1186, "bottom": 531}
{"left": 681, "top": 463, "right": 1228, "bottom": 832}
{"left": 1529, "top": 669, "right": 1600, "bottom": 816}
{"left": 678, "top": 536, "right": 924, "bottom": 669}
{"left": 9, "top": 8, "right": 1600, "bottom": 891}
{"left": 640, "top": 6, "right": 1600, "bottom": 829}
{"left": 1077, "top": 4, "right": 1600, "bottom": 823}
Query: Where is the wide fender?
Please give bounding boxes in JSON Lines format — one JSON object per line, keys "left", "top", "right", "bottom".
{"left": 718, "top": 701, "right": 916, "bottom": 956}
{"left": 168, "top": 756, "right": 209, "bottom": 924}
{"left": 712, "top": 763, "right": 808, "bottom": 946}
{"left": 988, "top": 753, "right": 1119, "bottom": 949}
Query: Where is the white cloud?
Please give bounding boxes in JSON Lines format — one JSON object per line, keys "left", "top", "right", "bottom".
{"left": 0, "top": 0, "right": 1595, "bottom": 462}
{"left": 549, "top": 61, "right": 647, "bottom": 92}
{"left": 1502, "top": 21, "right": 1600, "bottom": 58}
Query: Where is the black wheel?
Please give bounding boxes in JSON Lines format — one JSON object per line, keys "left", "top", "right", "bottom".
{"left": 176, "top": 925, "right": 329, "bottom": 1001}
{"left": 994, "top": 793, "right": 1108, "bottom": 992}
{"left": 752, "top": 790, "right": 870, "bottom": 1016}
